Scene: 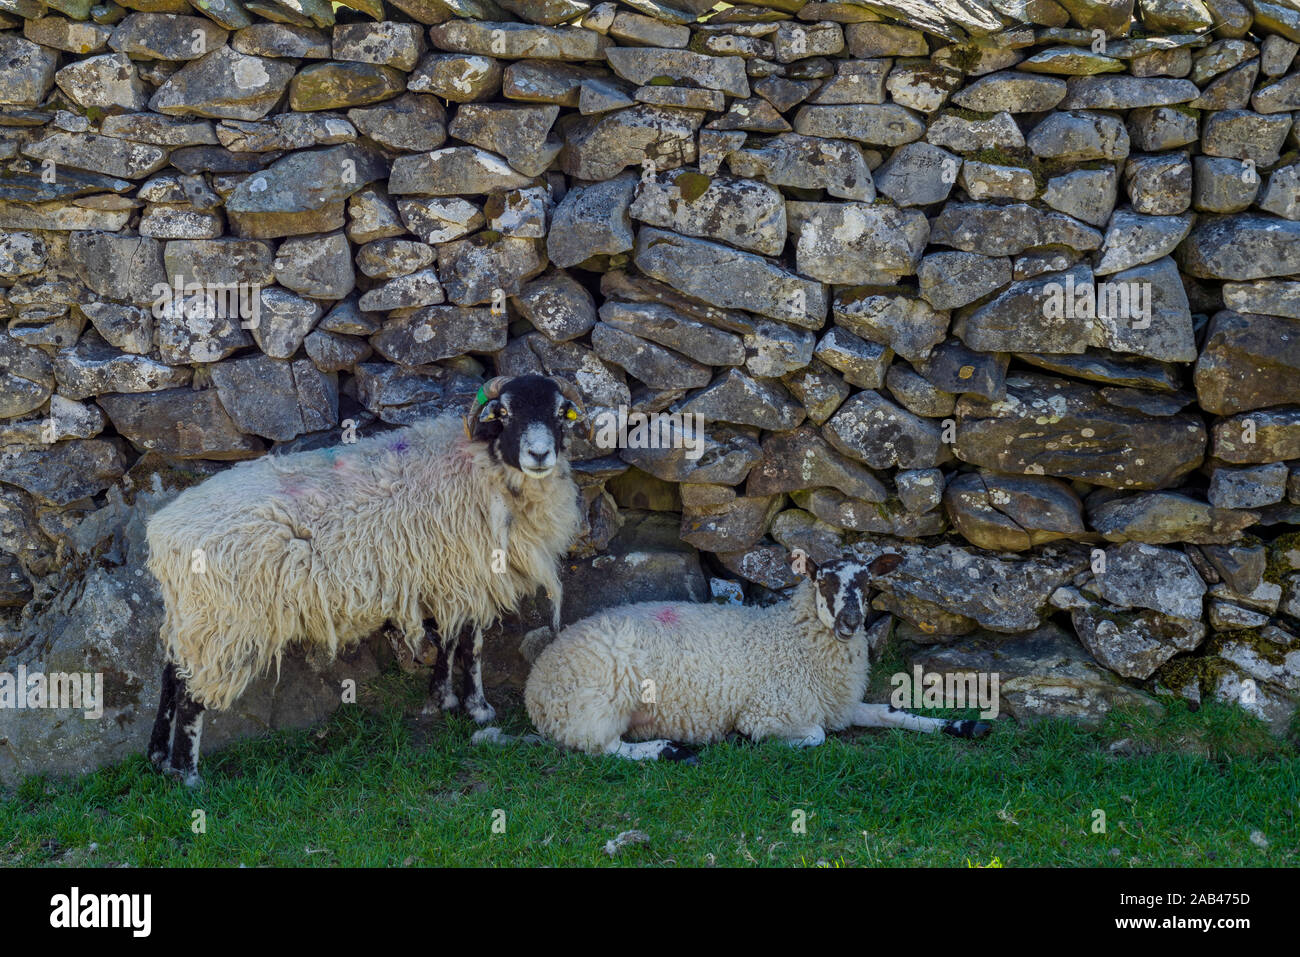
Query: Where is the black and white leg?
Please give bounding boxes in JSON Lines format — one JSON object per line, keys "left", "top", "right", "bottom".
{"left": 851, "top": 703, "right": 991, "bottom": 739}
{"left": 166, "top": 674, "right": 206, "bottom": 788}
{"left": 603, "top": 738, "right": 699, "bottom": 764}
{"left": 425, "top": 625, "right": 460, "bottom": 715}
{"left": 782, "top": 726, "right": 826, "bottom": 748}
{"left": 148, "top": 661, "right": 179, "bottom": 769}
{"left": 457, "top": 626, "right": 495, "bottom": 724}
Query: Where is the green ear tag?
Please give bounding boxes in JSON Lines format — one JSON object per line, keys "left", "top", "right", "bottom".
{"left": 476, "top": 386, "right": 488, "bottom": 406}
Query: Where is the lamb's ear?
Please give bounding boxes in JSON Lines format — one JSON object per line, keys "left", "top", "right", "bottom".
{"left": 792, "top": 547, "right": 818, "bottom": 580}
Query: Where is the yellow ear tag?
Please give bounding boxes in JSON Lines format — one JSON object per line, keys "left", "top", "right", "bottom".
{"left": 566, "top": 409, "right": 578, "bottom": 420}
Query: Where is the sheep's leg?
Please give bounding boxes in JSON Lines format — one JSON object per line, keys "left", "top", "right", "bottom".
{"left": 851, "top": 703, "right": 991, "bottom": 739}
{"left": 780, "top": 726, "right": 826, "bottom": 748}
{"left": 456, "top": 627, "right": 495, "bottom": 724}
{"left": 425, "top": 626, "right": 460, "bottom": 716}
{"left": 147, "top": 661, "right": 179, "bottom": 769}
{"left": 606, "top": 739, "right": 699, "bottom": 764}
{"left": 471, "top": 727, "right": 543, "bottom": 746}
{"left": 166, "top": 677, "right": 205, "bottom": 788}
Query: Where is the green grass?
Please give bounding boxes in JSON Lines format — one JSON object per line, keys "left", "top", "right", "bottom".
{"left": 2, "top": 673, "right": 1297, "bottom": 867}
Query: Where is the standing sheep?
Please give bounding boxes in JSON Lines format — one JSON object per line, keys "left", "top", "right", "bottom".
{"left": 484, "top": 556, "right": 990, "bottom": 761}
{"left": 146, "top": 374, "right": 584, "bottom": 785}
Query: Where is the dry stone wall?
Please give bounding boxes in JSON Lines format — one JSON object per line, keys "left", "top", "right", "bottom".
{"left": 2, "top": 0, "right": 1300, "bottom": 781}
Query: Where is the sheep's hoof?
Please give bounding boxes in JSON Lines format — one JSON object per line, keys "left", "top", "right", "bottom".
{"left": 660, "top": 742, "right": 699, "bottom": 765}
{"left": 148, "top": 749, "right": 169, "bottom": 770}
{"left": 467, "top": 700, "right": 496, "bottom": 725}
{"left": 161, "top": 765, "right": 202, "bottom": 787}
{"left": 944, "top": 720, "right": 992, "bottom": 740}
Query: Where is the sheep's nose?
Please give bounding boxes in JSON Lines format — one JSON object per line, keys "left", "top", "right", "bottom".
{"left": 522, "top": 445, "right": 555, "bottom": 466}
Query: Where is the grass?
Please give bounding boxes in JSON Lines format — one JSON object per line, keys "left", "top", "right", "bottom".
{"left": 1, "top": 661, "right": 1296, "bottom": 867}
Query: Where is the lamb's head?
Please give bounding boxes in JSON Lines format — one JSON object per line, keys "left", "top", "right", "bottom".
{"left": 811, "top": 554, "right": 903, "bottom": 640}
{"left": 467, "top": 374, "right": 584, "bottom": 480}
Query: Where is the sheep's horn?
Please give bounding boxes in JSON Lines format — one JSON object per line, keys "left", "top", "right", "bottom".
{"left": 552, "top": 376, "right": 584, "bottom": 411}
{"left": 464, "top": 376, "right": 511, "bottom": 438}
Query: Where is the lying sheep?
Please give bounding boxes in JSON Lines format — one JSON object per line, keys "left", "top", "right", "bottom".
{"left": 480, "top": 555, "right": 990, "bottom": 761}
{"left": 146, "top": 374, "right": 584, "bottom": 785}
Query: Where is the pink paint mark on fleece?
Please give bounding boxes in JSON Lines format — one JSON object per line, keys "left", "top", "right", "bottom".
{"left": 654, "top": 607, "right": 680, "bottom": 625}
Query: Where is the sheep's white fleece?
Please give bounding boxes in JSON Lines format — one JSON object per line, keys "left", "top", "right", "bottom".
{"left": 147, "top": 413, "right": 581, "bottom": 711}
{"left": 525, "top": 580, "right": 868, "bottom": 752}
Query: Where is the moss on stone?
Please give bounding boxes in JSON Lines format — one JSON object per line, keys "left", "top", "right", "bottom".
{"left": 673, "top": 170, "right": 712, "bottom": 203}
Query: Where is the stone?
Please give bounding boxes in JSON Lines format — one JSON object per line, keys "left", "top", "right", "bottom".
{"left": 437, "top": 234, "right": 545, "bottom": 305}
{"left": 590, "top": 322, "right": 711, "bottom": 390}
{"left": 289, "top": 62, "right": 406, "bottom": 111}
{"left": 681, "top": 495, "right": 781, "bottom": 552}
{"left": 787, "top": 201, "right": 928, "bottom": 285}
{"left": 630, "top": 170, "right": 786, "bottom": 256}
{"left": 955, "top": 372, "right": 1206, "bottom": 489}
{"left": 1042, "top": 167, "right": 1118, "bottom": 227}
{"left": 331, "top": 21, "right": 425, "bottom": 70}
{"left": 727, "top": 132, "right": 875, "bottom": 201}
{"left": 1126, "top": 104, "right": 1199, "bottom": 150}
{"left": 1095, "top": 209, "right": 1193, "bottom": 274}
{"left": 272, "top": 231, "right": 354, "bottom": 299}
{"left": 680, "top": 370, "right": 804, "bottom": 431}
{"left": 53, "top": 332, "right": 191, "bottom": 400}
{"left": 1060, "top": 75, "right": 1199, "bottom": 109}
{"left": 347, "top": 94, "right": 448, "bottom": 153}
{"left": 559, "top": 105, "right": 703, "bottom": 180}
{"left": 810, "top": 325, "right": 886, "bottom": 387}
{"left": 1180, "top": 215, "right": 1300, "bottom": 281}
{"left": 357, "top": 269, "right": 446, "bottom": 311}
{"left": 1201, "top": 109, "right": 1292, "bottom": 166}
{"left": 0, "top": 34, "right": 59, "bottom": 108}
{"left": 149, "top": 47, "right": 296, "bottom": 121}
{"left": 1027, "top": 109, "right": 1130, "bottom": 161}
{"left": 958, "top": 160, "right": 1037, "bottom": 202}
{"left": 621, "top": 423, "right": 761, "bottom": 486}
{"left": 833, "top": 291, "right": 948, "bottom": 363}
{"left": 606, "top": 46, "right": 748, "bottom": 97}
{"left": 1193, "top": 310, "right": 1300, "bottom": 414}
{"left": 55, "top": 52, "right": 149, "bottom": 111}
{"left": 371, "top": 305, "right": 507, "bottom": 365}
{"left": 0, "top": 439, "right": 125, "bottom": 507}
{"left": 918, "top": 252, "right": 1012, "bottom": 310}
{"left": 209, "top": 353, "right": 337, "bottom": 440}
{"left": 944, "top": 471, "right": 1085, "bottom": 551}
{"left": 954, "top": 265, "right": 1100, "bottom": 355}
{"left": 1125, "top": 151, "right": 1191, "bottom": 215}
{"left": 397, "top": 196, "right": 485, "bottom": 245}
{"left": 388, "top": 146, "right": 534, "bottom": 196}
{"left": 225, "top": 143, "right": 386, "bottom": 238}
{"left": 926, "top": 109, "right": 1025, "bottom": 153}
{"left": 792, "top": 103, "right": 926, "bottom": 146}
{"left": 99, "top": 387, "right": 263, "bottom": 459}
{"left": 448, "top": 103, "right": 561, "bottom": 177}
{"left": 1054, "top": 587, "right": 1206, "bottom": 679}
{"left": 514, "top": 270, "right": 597, "bottom": 342}
{"left": 231, "top": 23, "right": 331, "bottom": 58}
{"left": 22, "top": 132, "right": 169, "bottom": 180}
{"left": 745, "top": 425, "right": 886, "bottom": 501}
{"left": 952, "top": 71, "right": 1067, "bottom": 112}
{"left": 1087, "top": 491, "right": 1259, "bottom": 543}
{"left": 872, "top": 142, "right": 959, "bottom": 207}
{"left": 429, "top": 20, "right": 611, "bottom": 61}
{"left": 930, "top": 202, "right": 1102, "bottom": 258}
{"left": 69, "top": 232, "right": 167, "bottom": 303}
{"left": 634, "top": 227, "right": 826, "bottom": 327}
{"left": 1208, "top": 464, "right": 1290, "bottom": 509}
{"left": 600, "top": 300, "right": 742, "bottom": 367}
{"left": 1091, "top": 541, "right": 1206, "bottom": 619}
{"left": 108, "top": 12, "right": 229, "bottom": 60}
{"left": 547, "top": 172, "right": 636, "bottom": 267}
{"left": 824, "top": 391, "right": 949, "bottom": 470}
{"left": 859, "top": 541, "right": 1088, "bottom": 634}
{"left": 408, "top": 53, "right": 503, "bottom": 101}
{"left": 1095, "top": 257, "right": 1196, "bottom": 362}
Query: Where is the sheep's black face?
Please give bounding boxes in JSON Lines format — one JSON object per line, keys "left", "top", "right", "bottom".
{"left": 473, "top": 375, "right": 578, "bottom": 480}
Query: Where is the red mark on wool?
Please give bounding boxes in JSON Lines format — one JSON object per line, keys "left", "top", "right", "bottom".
{"left": 654, "top": 607, "right": 679, "bottom": 625}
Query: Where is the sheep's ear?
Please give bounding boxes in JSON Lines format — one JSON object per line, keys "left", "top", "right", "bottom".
{"left": 792, "top": 547, "right": 817, "bottom": 580}
{"left": 478, "top": 398, "right": 501, "bottom": 423}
